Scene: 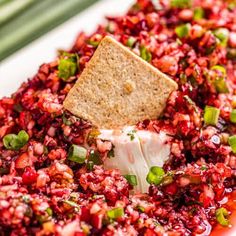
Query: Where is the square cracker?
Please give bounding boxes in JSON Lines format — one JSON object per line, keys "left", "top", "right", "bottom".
{"left": 63, "top": 36, "right": 178, "bottom": 129}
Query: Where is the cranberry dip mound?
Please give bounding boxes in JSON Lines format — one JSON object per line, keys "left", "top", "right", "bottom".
{"left": 0, "top": 0, "right": 236, "bottom": 235}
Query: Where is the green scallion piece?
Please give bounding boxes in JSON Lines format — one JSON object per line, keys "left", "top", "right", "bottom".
{"left": 124, "top": 174, "right": 138, "bottom": 186}
{"left": 211, "top": 65, "right": 226, "bottom": 75}
{"left": 140, "top": 46, "right": 152, "bottom": 62}
{"left": 68, "top": 144, "right": 87, "bottom": 164}
{"left": 230, "top": 109, "right": 236, "bottom": 123}
{"left": 175, "top": 24, "right": 190, "bottom": 38}
{"left": 88, "top": 40, "right": 100, "bottom": 47}
{"left": 193, "top": 7, "right": 204, "bottom": 20}
{"left": 171, "top": 0, "right": 191, "bottom": 8}
{"left": 107, "top": 207, "right": 124, "bottom": 220}
{"left": 45, "top": 207, "right": 53, "bottom": 216}
{"left": 3, "top": 130, "right": 29, "bottom": 150}
{"left": 214, "top": 28, "right": 229, "bottom": 47}
{"left": 146, "top": 166, "right": 165, "bottom": 185}
{"left": 63, "top": 200, "right": 80, "bottom": 209}
{"left": 58, "top": 55, "right": 77, "bottom": 81}
{"left": 214, "top": 78, "right": 229, "bottom": 93}
{"left": 228, "top": 135, "right": 236, "bottom": 154}
{"left": 203, "top": 106, "right": 220, "bottom": 126}
{"left": 216, "top": 207, "right": 230, "bottom": 226}
{"left": 126, "top": 37, "right": 136, "bottom": 48}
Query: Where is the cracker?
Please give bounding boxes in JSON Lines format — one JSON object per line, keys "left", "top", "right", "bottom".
{"left": 63, "top": 36, "right": 178, "bottom": 128}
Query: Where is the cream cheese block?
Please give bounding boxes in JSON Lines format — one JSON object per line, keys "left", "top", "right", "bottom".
{"left": 98, "top": 126, "right": 170, "bottom": 192}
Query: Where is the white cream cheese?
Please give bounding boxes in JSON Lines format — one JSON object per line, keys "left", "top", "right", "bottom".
{"left": 98, "top": 126, "right": 170, "bottom": 193}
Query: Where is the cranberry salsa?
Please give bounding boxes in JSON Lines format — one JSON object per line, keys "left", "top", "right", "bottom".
{"left": 0, "top": 0, "right": 236, "bottom": 235}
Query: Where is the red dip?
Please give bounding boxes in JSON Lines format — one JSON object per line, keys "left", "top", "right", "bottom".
{"left": 0, "top": 0, "right": 236, "bottom": 235}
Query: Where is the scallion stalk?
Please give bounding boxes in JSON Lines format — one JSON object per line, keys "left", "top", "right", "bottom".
{"left": 230, "top": 109, "right": 236, "bottom": 123}
{"left": 228, "top": 135, "right": 236, "bottom": 153}
{"left": 216, "top": 207, "right": 230, "bottom": 226}
{"left": 146, "top": 166, "right": 165, "bottom": 185}
{"left": 203, "top": 106, "right": 220, "bottom": 126}
{"left": 107, "top": 207, "right": 124, "bottom": 220}
{"left": 68, "top": 144, "right": 87, "bottom": 164}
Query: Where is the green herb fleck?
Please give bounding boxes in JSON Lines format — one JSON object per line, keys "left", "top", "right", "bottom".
{"left": 127, "top": 130, "right": 136, "bottom": 141}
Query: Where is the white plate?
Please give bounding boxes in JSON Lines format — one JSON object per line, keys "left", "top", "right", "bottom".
{"left": 0, "top": 0, "right": 134, "bottom": 98}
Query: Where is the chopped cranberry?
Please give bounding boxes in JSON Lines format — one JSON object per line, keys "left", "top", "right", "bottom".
{"left": 22, "top": 167, "right": 38, "bottom": 185}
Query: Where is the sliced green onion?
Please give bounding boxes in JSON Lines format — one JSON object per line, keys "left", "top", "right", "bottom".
{"left": 68, "top": 145, "right": 87, "bottom": 164}
{"left": 140, "top": 46, "right": 152, "bottom": 62}
{"left": 126, "top": 37, "right": 136, "bottom": 48}
{"left": 45, "top": 207, "right": 53, "bottom": 216}
{"left": 3, "top": 130, "right": 29, "bottom": 150}
{"left": 228, "top": 135, "right": 236, "bottom": 154}
{"left": 214, "top": 28, "right": 229, "bottom": 47}
{"left": 124, "top": 174, "right": 138, "bottom": 186}
{"left": 175, "top": 24, "right": 190, "bottom": 38}
{"left": 216, "top": 207, "right": 230, "bottom": 226}
{"left": 193, "top": 7, "right": 204, "bottom": 20}
{"left": 170, "top": 0, "right": 191, "bottom": 8}
{"left": 211, "top": 65, "right": 228, "bottom": 93}
{"left": 62, "top": 113, "right": 72, "bottom": 126}
{"left": 146, "top": 166, "right": 165, "bottom": 185}
{"left": 214, "top": 78, "right": 229, "bottom": 93}
{"left": 107, "top": 207, "right": 124, "bottom": 220}
{"left": 18, "top": 130, "right": 29, "bottom": 144}
{"left": 3, "top": 134, "right": 18, "bottom": 150}
{"left": 136, "top": 205, "right": 145, "bottom": 212}
{"left": 203, "top": 106, "right": 220, "bottom": 126}
{"left": 230, "top": 109, "right": 236, "bottom": 123}
{"left": 211, "top": 65, "right": 226, "bottom": 75}
{"left": 63, "top": 200, "right": 80, "bottom": 209}
{"left": 58, "top": 55, "right": 77, "bottom": 81}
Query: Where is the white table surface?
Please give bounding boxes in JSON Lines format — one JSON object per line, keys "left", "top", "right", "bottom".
{"left": 0, "top": 0, "right": 134, "bottom": 97}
